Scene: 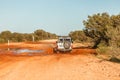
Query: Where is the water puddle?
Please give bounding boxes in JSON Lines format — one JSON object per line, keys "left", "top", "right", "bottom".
{"left": 0, "top": 48, "right": 47, "bottom": 56}
{"left": 13, "top": 49, "right": 44, "bottom": 54}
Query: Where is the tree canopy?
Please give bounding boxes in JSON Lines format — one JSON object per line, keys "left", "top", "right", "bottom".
{"left": 0, "top": 29, "right": 57, "bottom": 43}
{"left": 83, "top": 13, "right": 120, "bottom": 48}
{"left": 69, "top": 30, "right": 90, "bottom": 42}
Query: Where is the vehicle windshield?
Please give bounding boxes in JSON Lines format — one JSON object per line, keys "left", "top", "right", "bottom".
{"left": 64, "top": 39, "right": 71, "bottom": 42}
{"left": 59, "top": 39, "right": 63, "bottom": 42}
{"left": 58, "top": 37, "right": 72, "bottom": 42}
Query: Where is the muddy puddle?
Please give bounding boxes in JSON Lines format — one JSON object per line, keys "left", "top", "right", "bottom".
{"left": 0, "top": 48, "right": 45, "bottom": 55}
{"left": 13, "top": 49, "right": 44, "bottom": 54}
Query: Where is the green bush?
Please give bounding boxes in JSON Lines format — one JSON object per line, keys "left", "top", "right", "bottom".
{"left": 0, "top": 38, "right": 5, "bottom": 43}
{"left": 96, "top": 46, "right": 120, "bottom": 60}
{"left": 96, "top": 46, "right": 109, "bottom": 55}
{"left": 83, "top": 13, "right": 120, "bottom": 48}
{"left": 0, "top": 29, "right": 57, "bottom": 43}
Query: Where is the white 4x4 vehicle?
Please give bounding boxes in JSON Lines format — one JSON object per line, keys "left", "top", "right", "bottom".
{"left": 53, "top": 36, "right": 73, "bottom": 53}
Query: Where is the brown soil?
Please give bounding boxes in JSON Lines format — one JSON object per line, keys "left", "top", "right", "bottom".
{"left": 0, "top": 40, "right": 120, "bottom": 80}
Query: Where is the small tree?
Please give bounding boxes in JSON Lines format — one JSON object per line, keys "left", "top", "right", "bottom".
{"left": 0, "top": 30, "right": 12, "bottom": 42}
{"left": 83, "top": 13, "right": 120, "bottom": 58}
{"left": 83, "top": 13, "right": 112, "bottom": 48}
{"left": 69, "top": 30, "right": 89, "bottom": 42}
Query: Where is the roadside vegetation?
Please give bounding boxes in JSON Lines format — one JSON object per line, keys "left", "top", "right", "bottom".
{"left": 0, "top": 29, "right": 57, "bottom": 43}
{"left": 69, "top": 12, "right": 120, "bottom": 61}
{"left": 83, "top": 13, "right": 120, "bottom": 61}
{"left": 0, "top": 12, "right": 120, "bottom": 62}
{"left": 69, "top": 30, "right": 92, "bottom": 43}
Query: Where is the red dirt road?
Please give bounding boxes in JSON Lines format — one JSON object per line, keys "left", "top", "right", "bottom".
{"left": 0, "top": 41, "right": 120, "bottom": 80}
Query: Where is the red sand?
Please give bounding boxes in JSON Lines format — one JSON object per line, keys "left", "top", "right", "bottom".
{"left": 0, "top": 40, "right": 120, "bottom": 80}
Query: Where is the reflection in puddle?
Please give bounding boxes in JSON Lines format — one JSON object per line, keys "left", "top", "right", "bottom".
{"left": 13, "top": 49, "right": 44, "bottom": 54}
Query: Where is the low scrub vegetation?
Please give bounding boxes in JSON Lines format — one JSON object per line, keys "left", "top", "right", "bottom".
{"left": 0, "top": 29, "right": 57, "bottom": 43}
{"left": 83, "top": 12, "right": 120, "bottom": 60}
{"left": 0, "top": 12, "right": 120, "bottom": 61}
{"left": 69, "top": 30, "right": 92, "bottom": 43}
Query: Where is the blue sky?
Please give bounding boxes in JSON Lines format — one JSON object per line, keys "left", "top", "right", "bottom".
{"left": 0, "top": 0, "right": 120, "bottom": 35}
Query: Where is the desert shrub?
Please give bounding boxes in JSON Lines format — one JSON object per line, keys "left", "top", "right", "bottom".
{"left": 108, "top": 47, "right": 120, "bottom": 58}
{"left": 96, "top": 46, "right": 120, "bottom": 60}
{"left": 0, "top": 38, "right": 5, "bottom": 43}
{"left": 0, "top": 29, "right": 57, "bottom": 43}
{"left": 74, "top": 39, "right": 81, "bottom": 43}
{"left": 69, "top": 30, "right": 91, "bottom": 43}
{"left": 84, "top": 13, "right": 120, "bottom": 60}
{"left": 96, "top": 47, "right": 109, "bottom": 55}
{"left": 34, "top": 29, "right": 57, "bottom": 40}
{"left": 83, "top": 13, "right": 120, "bottom": 48}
